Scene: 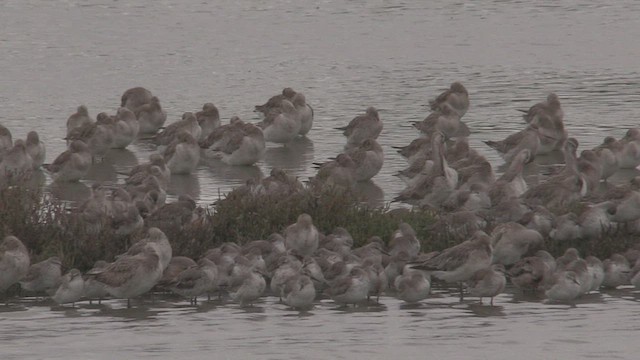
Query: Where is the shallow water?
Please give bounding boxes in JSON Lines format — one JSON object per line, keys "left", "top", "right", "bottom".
{"left": 1, "top": 0, "right": 640, "bottom": 358}
{"left": 1, "top": 286, "right": 639, "bottom": 360}
{"left": 2, "top": 0, "right": 640, "bottom": 205}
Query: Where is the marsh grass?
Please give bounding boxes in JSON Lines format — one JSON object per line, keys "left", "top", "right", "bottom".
{"left": 1, "top": 184, "right": 638, "bottom": 271}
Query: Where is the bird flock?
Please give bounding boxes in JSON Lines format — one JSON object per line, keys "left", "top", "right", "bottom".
{"left": 1, "top": 83, "right": 640, "bottom": 309}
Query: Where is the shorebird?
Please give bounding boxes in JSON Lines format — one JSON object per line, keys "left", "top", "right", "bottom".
{"left": 292, "top": 93, "right": 314, "bottom": 136}
{"left": 0, "top": 236, "right": 30, "bottom": 294}
{"left": 152, "top": 112, "right": 202, "bottom": 149}
{"left": 123, "top": 227, "right": 173, "bottom": 271}
{"left": 0, "top": 140, "right": 33, "bottom": 186}
{"left": 411, "top": 230, "right": 492, "bottom": 301}
{"left": 65, "top": 113, "right": 115, "bottom": 161}
{"left": 519, "top": 93, "right": 564, "bottom": 125}
{"left": 284, "top": 214, "right": 319, "bottom": 257}
{"left": 43, "top": 140, "right": 92, "bottom": 182}
{"left": 254, "top": 87, "right": 297, "bottom": 116}
{"left": 134, "top": 96, "right": 167, "bottom": 134}
{"left": 320, "top": 227, "right": 354, "bottom": 258}
{"left": 207, "top": 122, "right": 265, "bottom": 166}
{"left": 429, "top": 81, "right": 470, "bottom": 118}
{"left": 229, "top": 266, "right": 266, "bottom": 307}
{"left": 394, "top": 132, "right": 458, "bottom": 208}
{"left": 522, "top": 138, "right": 587, "bottom": 211}
{"left": 602, "top": 254, "right": 630, "bottom": 288}
{"left": 564, "top": 259, "right": 592, "bottom": 296}
{"left": 413, "top": 103, "right": 469, "bottom": 139}
{"left": 111, "top": 107, "right": 139, "bottom": 149}
{"left": 585, "top": 256, "right": 605, "bottom": 293}
{"left": 389, "top": 222, "right": 421, "bottom": 259}
{"left": 253, "top": 168, "right": 304, "bottom": 197}
{"left": 163, "top": 131, "right": 200, "bottom": 175}
{"left": 363, "top": 259, "right": 388, "bottom": 303}
{"left": 592, "top": 136, "right": 622, "bottom": 181}
{"left": 490, "top": 222, "right": 543, "bottom": 266}
{"left": 509, "top": 250, "right": 556, "bottom": 292}
{"left": 20, "top": 256, "right": 63, "bottom": 295}
{"left": 282, "top": 272, "right": 316, "bottom": 310}
{"left": 170, "top": 258, "right": 218, "bottom": 305}
{"left": 66, "top": 105, "right": 93, "bottom": 138}
{"left": 52, "top": 269, "right": 85, "bottom": 306}
{"left": 483, "top": 124, "right": 540, "bottom": 165}
{"left": 336, "top": 106, "right": 383, "bottom": 150}
{"left": 394, "top": 267, "right": 431, "bottom": 304}
{"left": 83, "top": 260, "right": 110, "bottom": 303}
{"left": 121, "top": 86, "right": 154, "bottom": 111}
{"left": 531, "top": 112, "right": 567, "bottom": 154}
{"left": 145, "top": 194, "right": 198, "bottom": 232}
{"left": 325, "top": 266, "right": 370, "bottom": 307}
{"left": 466, "top": 264, "right": 506, "bottom": 305}
{"left": 0, "top": 125, "right": 12, "bottom": 156}
{"left": 269, "top": 254, "right": 302, "bottom": 299}
{"left": 344, "top": 138, "right": 384, "bottom": 182}
{"left": 393, "top": 136, "right": 431, "bottom": 163}
{"left": 125, "top": 154, "right": 171, "bottom": 188}
{"left": 196, "top": 103, "right": 221, "bottom": 141}
{"left": 617, "top": 128, "right": 640, "bottom": 168}
{"left": 258, "top": 100, "right": 301, "bottom": 145}
{"left": 110, "top": 197, "right": 144, "bottom": 236}
{"left": 545, "top": 271, "right": 582, "bottom": 303}
{"left": 91, "top": 245, "right": 163, "bottom": 308}
{"left": 25, "top": 131, "right": 46, "bottom": 169}
{"left": 156, "top": 256, "right": 197, "bottom": 290}
{"left": 309, "top": 153, "right": 357, "bottom": 191}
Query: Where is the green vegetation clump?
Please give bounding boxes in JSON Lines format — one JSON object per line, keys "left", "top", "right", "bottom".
{"left": 1, "top": 184, "right": 637, "bottom": 271}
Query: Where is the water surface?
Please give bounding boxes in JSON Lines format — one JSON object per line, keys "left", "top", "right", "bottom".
{"left": 1, "top": 0, "right": 639, "bottom": 358}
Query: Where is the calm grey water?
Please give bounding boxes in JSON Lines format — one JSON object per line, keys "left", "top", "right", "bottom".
{"left": 1, "top": 0, "right": 640, "bottom": 358}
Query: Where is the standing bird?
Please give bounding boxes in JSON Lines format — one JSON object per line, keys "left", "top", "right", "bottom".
{"left": 152, "top": 112, "right": 202, "bottom": 148}
{"left": 25, "top": 131, "right": 46, "bottom": 169}
{"left": 196, "top": 103, "right": 221, "bottom": 141}
{"left": 345, "top": 138, "right": 384, "bottom": 182}
{"left": 389, "top": 222, "right": 421, "bottom": 259}
{"left": 0, "top": 140, "right": 33, "bottom": 186}
{"left": 519, "top": 93, "right": 564, "bottom": 124}
{"left": 121, "top": 87, "right": 154, "bottom": 111}
{"left": 411, "top": 231, "right": 493, "bottom": 301}
{"left": 163, "top": 132, "right": 201, "bottom": 175}
{"left": 66, "top": 105, "right": 93, "bottom": 138}
{"left": 284, "top": 213, "right": 319, "bottom": 257}
{"left": 0, "top": 236, "right": 30, "bottom": 294}
{"left": 282, "top": 272, "right": 316, "bottom": 310}
{"left": 111, "top": 107, "right": 139, "bottom": 149}
{"left": 0, "top": 124, "right": 12, "bottom": 155}
{"left": 51, "top": 269, "right": 85, "bottom": 306}
{"left": 65, "top": 114, "right": 115, "bottom": 162}
{"left": 43, "top": 140, "right": 92, "bottom": 182}
{"left": 134, "top": 96, "right": 167, "bottom": 134}
{"left": 20, "top": 256, "right": 63, "bottom": 295}
{"left": 336, "top": 107, "right": 383, "bottom": 150}
{"left": 229, "top": 266, "right": 267, "bottom": 307}
{"left": 258, "top": 100, "right": 301, "bottom": 145}
{"left": 325, "top": 266, "right": 370, "bottom": 307}
{"left": 465, "top": 264, "right": 506, "bottom": 305}
{"left": 394, "top": 268, "right": 431, "bottom": 304}
{"left": 89, "top": 245, "right": 164, "bottom": 308}
{"left": 292, "top": 93, "right": 314, "bottom": 136}
{"left": 170, "top": 258, "right": 218, "bottom": 305}
{"left": 545, "top": 271, "right": 582, "bottom": 303}
{"left": 429, "top": 81, "right": 470, "bottom": 118}
{"left": 254, "top": 87, "right": 297, "bottom": 116}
